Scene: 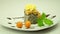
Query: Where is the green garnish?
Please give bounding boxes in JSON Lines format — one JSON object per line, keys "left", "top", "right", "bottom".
{"left": 41, "top": 12, "right": 46, "bottom": 20}
{"left": 37, "top": 18, "right": 44, "bottom": 26}
{"left": 37, "top": 12, "right": 53, "bottom": 27}
{"left": 44, "top": 18, "right": 53, "bottom": 26}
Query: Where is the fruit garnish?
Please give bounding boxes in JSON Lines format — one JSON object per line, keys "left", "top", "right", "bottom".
{"left": 25, "top": 21, "right": 31, "bottom": 29}
{"left": 25, "top": 4, "right": 36, "bottom": 11}
{"left": 24, "top": 4, "right": 36, "bottom": 15}
{"left": 16, "top": 21, "right": 23, "bottom": 28}
{"left": 37, "top": 12, "right": 53, "bottom": 27}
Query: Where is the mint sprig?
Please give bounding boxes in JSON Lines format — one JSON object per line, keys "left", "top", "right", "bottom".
{"left": 37, "top": 12, "right": 53, "bottom": 27}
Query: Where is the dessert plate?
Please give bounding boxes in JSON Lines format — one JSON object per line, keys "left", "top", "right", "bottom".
{"left": 0, "top": 14, "right": 59, "bottom": 31}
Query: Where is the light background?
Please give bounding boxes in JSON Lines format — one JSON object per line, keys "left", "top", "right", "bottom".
{"left": 0, "top": 0, "right": 60, "bottom": 34}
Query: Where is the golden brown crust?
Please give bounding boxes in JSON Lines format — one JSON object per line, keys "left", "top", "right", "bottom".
{"left": 24, "top": 9, "right": 41, "bottom": 18}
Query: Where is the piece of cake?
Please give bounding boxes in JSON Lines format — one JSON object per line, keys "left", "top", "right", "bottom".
{"left": 24, "top": 4, "right": 41, "bottom": 24}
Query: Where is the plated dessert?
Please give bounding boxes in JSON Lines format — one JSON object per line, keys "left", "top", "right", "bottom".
{"left": 1, "top": 4, "right": 57, "bottom": 31}
{"left": 15, "top": 4, "right": 55, "bottom": 29}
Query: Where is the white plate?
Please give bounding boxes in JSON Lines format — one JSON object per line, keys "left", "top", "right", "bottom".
{"left": 0, "top": 14, "right": 59, "bottom": 31}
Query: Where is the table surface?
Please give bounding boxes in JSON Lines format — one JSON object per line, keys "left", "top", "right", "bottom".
{"left": 0, "top": 0, "right": 60, "bottom": 34}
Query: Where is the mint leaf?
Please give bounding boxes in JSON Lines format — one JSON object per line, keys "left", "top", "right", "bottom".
{"left": 40, "top": 12, "right": 46, "bottom": 20}
{"left": 37, "top": 19, "right": 44, "bottom": 26}
{"left": 37, "top": 12, "right": 46, "bottom": 27}
{"left": 44, "top": 18, "right": 53, "bottom": 26}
